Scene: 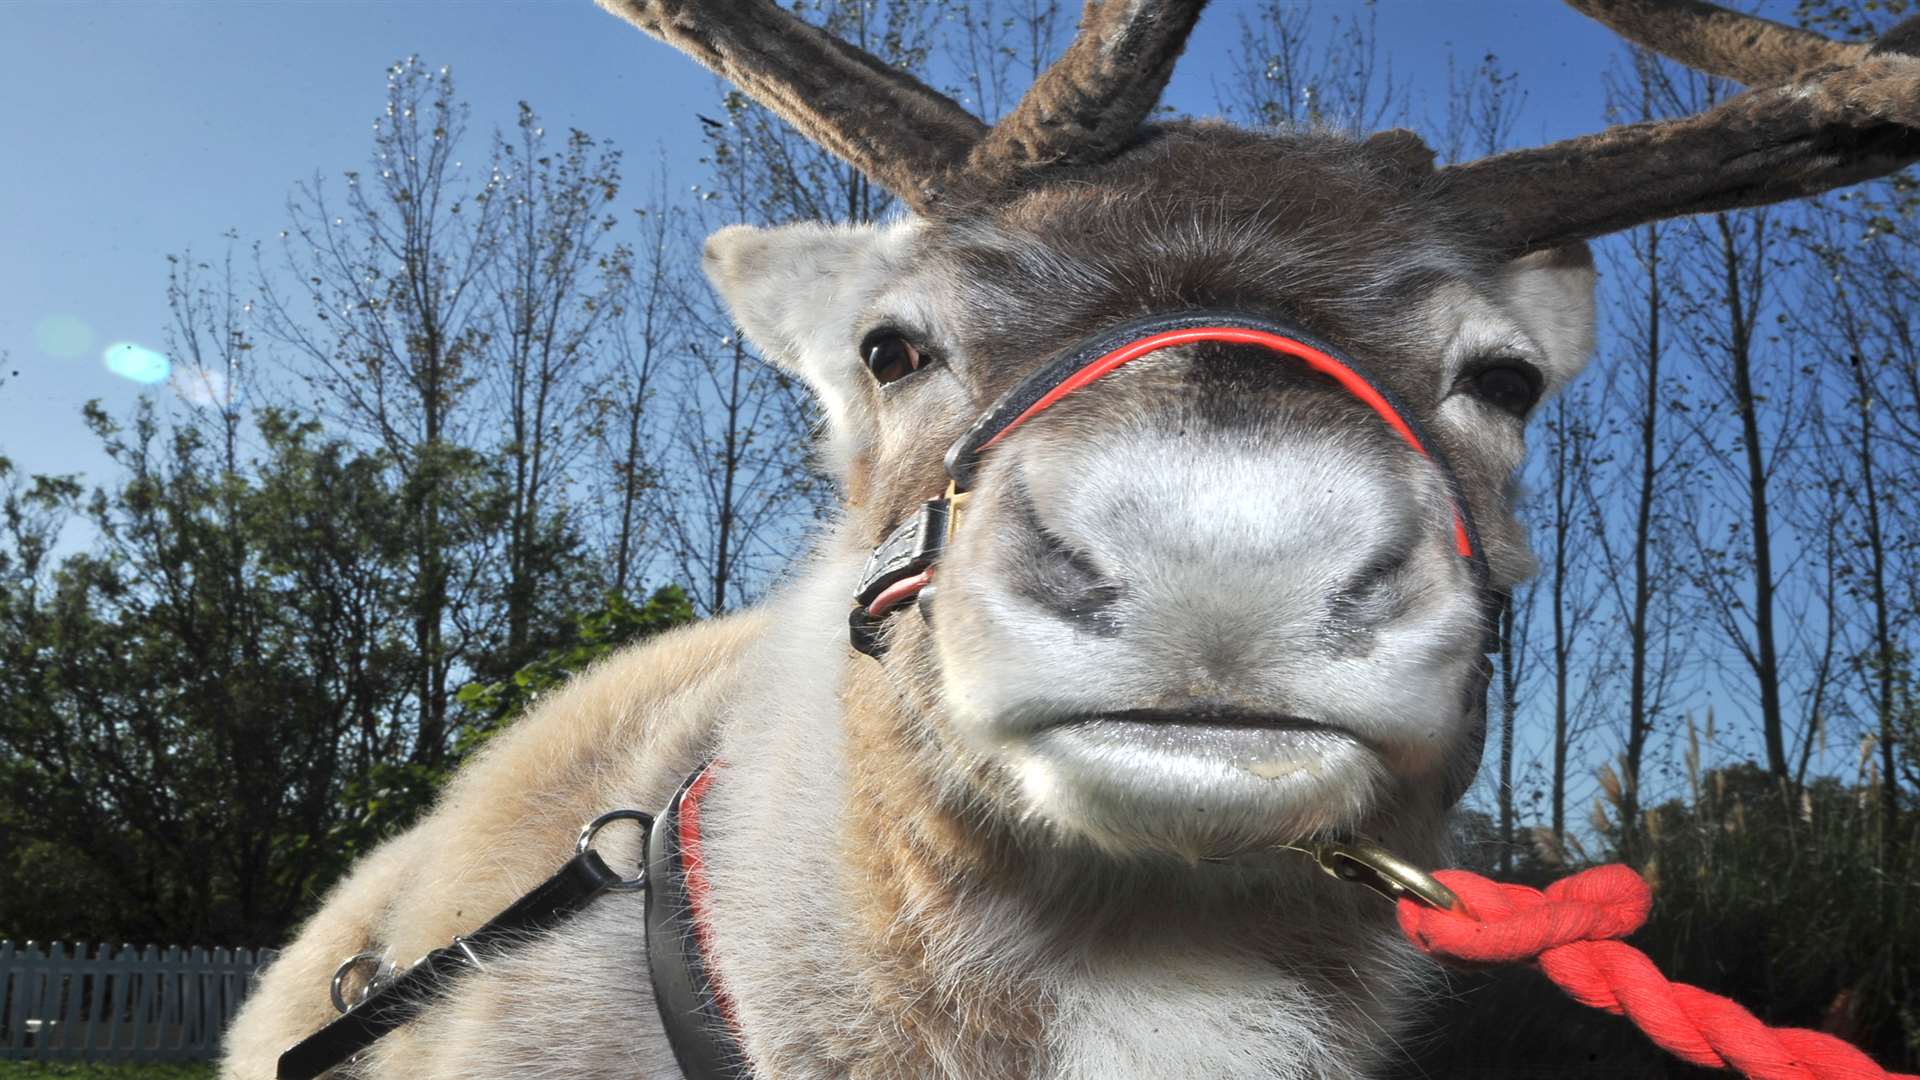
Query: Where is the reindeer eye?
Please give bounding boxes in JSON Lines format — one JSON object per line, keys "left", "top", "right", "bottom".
{"left": 1462, "top": 360, "right": 1543, "bottom": 418}
{"left": 861, "top": 330, "right": 926, "bottom": 385}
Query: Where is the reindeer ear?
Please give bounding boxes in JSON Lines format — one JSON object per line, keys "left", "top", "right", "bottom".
{"left": 703, "top": 221, "right": 912, "bottom": 463}
{"left": 1498, "top": 243, "right": 1597, "bottom": 396}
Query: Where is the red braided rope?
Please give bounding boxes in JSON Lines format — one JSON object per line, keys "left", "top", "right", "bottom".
{"left": 1396, "top": 865, "right": 1917, "bottom": 1080}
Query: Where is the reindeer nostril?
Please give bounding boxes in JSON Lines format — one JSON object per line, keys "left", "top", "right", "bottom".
{"left": 1056, "top": 555, "right": 1124, "bottom": 616}
{"left": 1347, "top": 551, "right": 1410, "bottom": 599}
{"left": 1007, "top": 496, "right": 1126, "bottom": 634}
{"left": 1030, "top": 528, "right": 1125, "bottom": 633}
{"left": 1329, "top": 548, "right": 1413, "bottom": 635}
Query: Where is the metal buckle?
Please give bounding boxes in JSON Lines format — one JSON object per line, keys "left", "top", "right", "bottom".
{"left": 854, "top": 497, "right": 952, "bottom": 607}
{"left": 1281, "top": 839, "right": 1466, "bottom": 914}
{"left": 944, "top": 479, "right": 970, "bottom": 546}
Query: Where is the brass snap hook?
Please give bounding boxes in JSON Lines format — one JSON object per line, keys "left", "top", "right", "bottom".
{"left": 1283, "top": 839, "right": 1467, "bottom": 915}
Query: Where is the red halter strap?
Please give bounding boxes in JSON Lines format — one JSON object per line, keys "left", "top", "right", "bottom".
{"left": 955, "top": 323, "right": 1474, "bottom": 558}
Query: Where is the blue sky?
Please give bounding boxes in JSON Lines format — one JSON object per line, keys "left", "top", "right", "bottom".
{"left": 10, "top": 0, "right": 1887, "bottom": 834}
{"left": 0, "top": 0, "right": 1625, "bottom": 489}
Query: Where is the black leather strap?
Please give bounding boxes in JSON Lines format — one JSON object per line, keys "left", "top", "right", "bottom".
{"left": 861, "top": 309, "right": 1491, "bottom": 636}
{"left": 942, "top": 311, "right": 1442, "bottom": 494}
{"left": 939, "top": 310, "right": 1490, "bottom": 601}
{"left": 645, "top": 768, "right": 753, "bottom": 1079}
{"left": 853, "top": 498, "right": 951, "bottom": 608}
{"left": 276, "top": 849, "right": 625, "bottom": 1080}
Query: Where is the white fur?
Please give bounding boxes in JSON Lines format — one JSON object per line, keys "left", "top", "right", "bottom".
{"left": 1497, "top": 250, "right": 1600, "bottom": 395}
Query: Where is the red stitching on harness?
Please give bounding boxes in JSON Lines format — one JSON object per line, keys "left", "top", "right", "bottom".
{"left": 679, "top": 765, "right": 745, "bottom": 1037}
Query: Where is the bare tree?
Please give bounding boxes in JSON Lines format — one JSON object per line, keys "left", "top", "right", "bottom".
{"left": 1540, "top": 386, "right": 1607, "bottom": 845}
{"left": 1617, "top": 218, "right": 1667, "bottom": 862}
{"left": 594, "top": 162, "right": 685, "bottom": 597}
{"left": 656, "top": 263, "right": 822, "bottom": 615}
{"left": 1671, "top": 199, "right": 1802, "bottom": 785}
{"left": 1579, "top": 49, "right": 1695, "bottom": 861}
{"left": 1217, "top": 0, "right": 1406, "bottom": 133}
{"left": 947, "top": 0, "right": 1065, "bottom": 123}
{"left": 1720, "top": 207, "right": 1791, "bottom": 782}
{"left": 1800, "top": 203, "right": 1912, "bottom": 871}
{"left": 1439, "top": 51, "right": 1524, "bottom": 166}
{"left": 1809, "top": 178, "right": 1920, "bottom": 825}
{"left": 483, "top": 105, "right": 629, "bottom": 665}
{"left": 164, "top": 237, "right": 256, "bottom": 474}
{"left": 254, "top": 57, "right": 508, "bottom": 766}
{"left": 1788, "top": 475, "right": 1850, "bottom": 794}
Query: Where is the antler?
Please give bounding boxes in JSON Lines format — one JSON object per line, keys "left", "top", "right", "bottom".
{"left": 595, "top": 0, "right": 988, "bottom": 210}
{"left": 1563, "top": 0, "right": 1869, "bottom": 85}
{"left": 600, "top": 0, "right": 1209, "bottom": 211}
{"left": 1441, "top": 1, "right": 1920, "bottom": 257}
{"left": 969, "top": 0, "right": 1209, "bottom": 175}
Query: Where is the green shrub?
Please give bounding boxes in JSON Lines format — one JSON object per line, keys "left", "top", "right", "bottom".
{"left": 0, "top": 1064, "right": 216, "bottom": 1080}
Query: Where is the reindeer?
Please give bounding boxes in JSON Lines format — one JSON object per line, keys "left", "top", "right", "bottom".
{"left": 221, "top": 1, "right": 1920, "bottom": 1077}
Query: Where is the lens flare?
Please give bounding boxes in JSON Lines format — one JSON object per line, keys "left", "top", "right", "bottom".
{"left": 102, "top": 342, "right": 171, "bottom": 385}
{"left": 35, "top": 314, "right": 94, "bottom": 358}
{"left": 172, "top": 365, "right": 230, "bottom": 407}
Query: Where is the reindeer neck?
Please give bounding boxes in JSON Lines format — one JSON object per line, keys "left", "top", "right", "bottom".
{"left": 830, "top": 661, "right": 1433, "bottom": 1080}
{"left": 837, "top": 660, "right": 1052, "bottom": 1078}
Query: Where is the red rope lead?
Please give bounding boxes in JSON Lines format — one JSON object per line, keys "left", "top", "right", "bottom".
{"left": 1396, "top": 865, "right": 1917, "bottom": 1080}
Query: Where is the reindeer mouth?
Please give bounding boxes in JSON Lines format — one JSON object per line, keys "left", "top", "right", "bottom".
{"left": 1030, "top": 709, "right": 1373, "bottom": 772}
{"left": 1002, "top": 705, "right": 1391, "bottom": 850}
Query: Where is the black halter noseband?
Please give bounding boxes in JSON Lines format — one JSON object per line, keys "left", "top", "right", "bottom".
{"left": 849, "top": 310, "right": 1497, "bottom": 656}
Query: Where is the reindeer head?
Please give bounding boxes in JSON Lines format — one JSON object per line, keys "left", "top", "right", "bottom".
{"left": 603, "top": 0, "right": 1920, "bottom": 861}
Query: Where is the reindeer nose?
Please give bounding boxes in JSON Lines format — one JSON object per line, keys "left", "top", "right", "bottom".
{"left": 1001, "top": 426, "right": 1437, "bottom": 651}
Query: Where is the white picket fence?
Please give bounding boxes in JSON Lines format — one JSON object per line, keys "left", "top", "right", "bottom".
{"left": 1, "top": 939, "right": 276, "bottom": 1061}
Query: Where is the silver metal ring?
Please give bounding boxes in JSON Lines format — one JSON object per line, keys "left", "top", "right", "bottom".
{"left": 329, "top": 952, "right": 388, "bottom": 1014}
{"left": 576, "top": 808, "right": 652, "bottom": 891}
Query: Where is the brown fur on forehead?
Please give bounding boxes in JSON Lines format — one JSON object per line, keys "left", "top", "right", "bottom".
{"left": 930, "top": 123, "right": 1484, "bottom": 376}
{"left": 853, "top": 125, "right": 1504, "bottom": 559}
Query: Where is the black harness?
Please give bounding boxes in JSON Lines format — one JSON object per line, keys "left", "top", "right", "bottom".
{"left": 643, "top": 765, "right": 751, "bottom": 1079}
{"left": 280, "top": 311, "right": 1501, "bottom": 1080}
{"left": 278, "top": 767, "right": 745, "bottom": 1080}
